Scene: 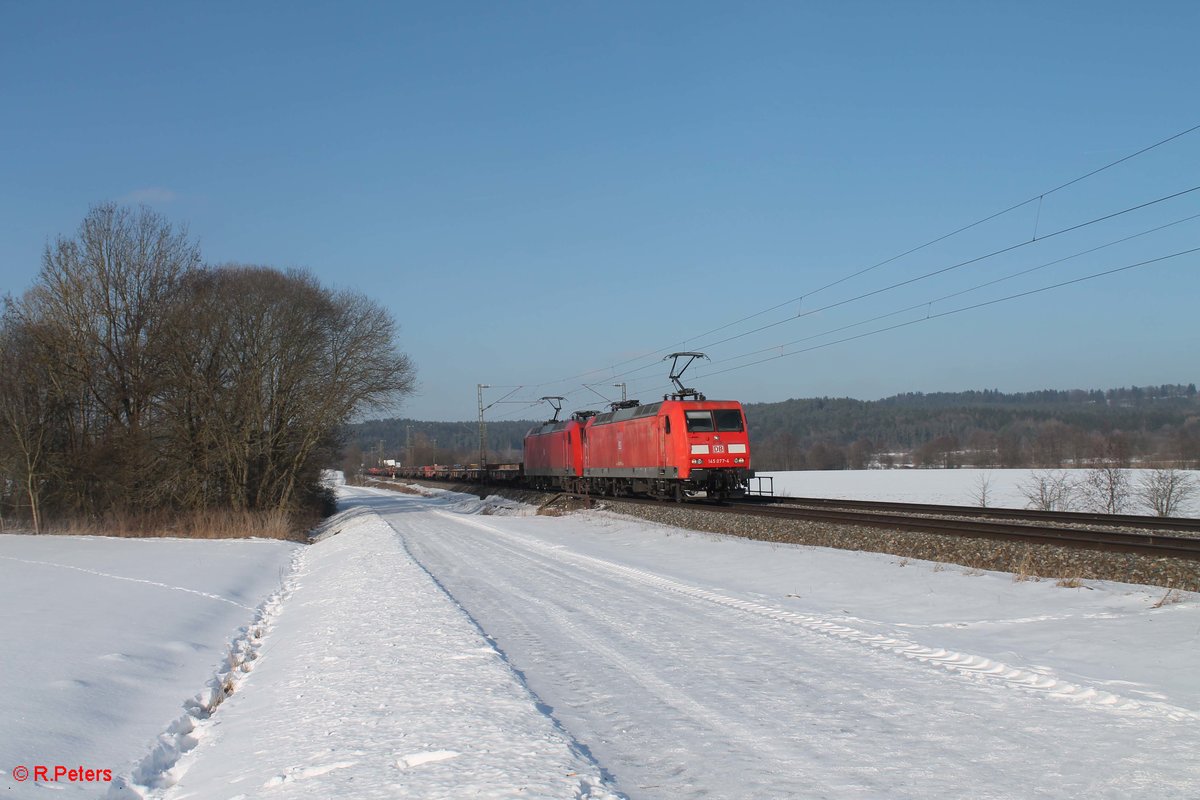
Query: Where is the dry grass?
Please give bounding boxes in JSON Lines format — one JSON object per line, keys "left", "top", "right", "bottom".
{"left": 47, "top": 508, "right": 309, "bottom": 542}
{"left": 1152, "top": 588, "right": 1185, "bottom": 608}
{"left": 535, "top": 496, "right": 570, "bottom": 517}
{"left": 1012, "top": 551, "right": 1038, "bottom": 583}
{"left": 961, "top": 554, "right": 987, "bottom": 576}
{"left": 1056, "top": 575, "right": 1084, "bottom": 588}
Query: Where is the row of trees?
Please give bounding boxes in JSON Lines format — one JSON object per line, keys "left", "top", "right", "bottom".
{"left": 881, "top": 385, "right": 1197, "bottom": 408}
{"left": 1007, "top": 468, "right": 1197, "bottom": 517}
{"left": 755, "top": 424, "right": 1200, "bottom": 472}
{"left": 1, "top": 204, "right": 415, "bottom": 532}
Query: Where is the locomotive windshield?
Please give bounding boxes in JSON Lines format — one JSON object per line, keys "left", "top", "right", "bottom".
{"left": 685, "top": 409, "right": 744, "bottom": 433}
{"left": 714, "top": 409, "right": 744, "bottom": 432}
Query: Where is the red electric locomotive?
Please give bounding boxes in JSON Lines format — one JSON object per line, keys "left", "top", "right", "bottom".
{"left": 519, "top": 352, "right": 753, "bottom": 501}
{"left": 523, "top": 397, "right": 590, "bottom": 492}
{"left": 389, "top": 354, "right": 751, "bottom": 501}
{"left": 582, "top": 396, "right": 750, "bottom": 501}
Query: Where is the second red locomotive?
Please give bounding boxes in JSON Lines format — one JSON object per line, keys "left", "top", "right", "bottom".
{"left": 523, "top": 353, "right": 752, "bottom": 500}
{"left": 376, "top": 353, "right": 754, "bottom": 501}
{"left": 525, "top": 399, "right": 751, "bottom": 500}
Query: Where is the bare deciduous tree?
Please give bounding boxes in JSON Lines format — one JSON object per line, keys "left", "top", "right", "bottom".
{"left": 1081, "top": 465, "right": 1131, "bottom": 514}
{"left": 1, "top": 205, "right": 416, "bottom": 532}
{"left": 0, "top": 318, "right": 58, "bottom": 532}
{"left": 997, "top": 429, "right": 1025, "bottom": 468}
{"left": 10, "top": 203, "right": 201, "bottom": 513}
{"left": 847, "top": 438, "right": 875, "bottom": 470}
{"left": 1018, "top": 470, "right": 1077, "bottom": 511}
{"left": 160, "top": 265, "right": 416, "bottom": 513}
{"left": 969, "top": 471, "right": 993, "bottom": 508}
{"left": 1136, "top": 468, "right": 1197, "bottom": 517}
{"left": 1032, "top": 420, "right": 1070, "bottom": 467}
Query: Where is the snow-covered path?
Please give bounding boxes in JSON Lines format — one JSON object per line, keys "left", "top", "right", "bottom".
{"left": 150, "top": 501, "right": 619, "bottom": 800}
{"left": 354, "top": 487, "right": 1200, "bottom": 799}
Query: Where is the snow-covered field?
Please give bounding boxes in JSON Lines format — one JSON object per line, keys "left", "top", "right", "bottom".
{"left": 0, "top": 535, "right": 300, "bottom": 797}
{"left": 760, "top": 467, "right": 1200, "bottom": 516}
{"left": 3, "top": 478, "right": 1198, "bottom": 798}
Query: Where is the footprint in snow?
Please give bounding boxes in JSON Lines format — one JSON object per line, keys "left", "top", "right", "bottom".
{"left": 396, "top": 750, "right": 460, "bottom": 769}
{"left": 262, "top": 761, "right": 356, "bottom": 788}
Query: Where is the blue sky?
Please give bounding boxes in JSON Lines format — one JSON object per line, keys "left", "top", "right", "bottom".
{"left": 2, "top": 2, "right": 1197, "bottom": 421}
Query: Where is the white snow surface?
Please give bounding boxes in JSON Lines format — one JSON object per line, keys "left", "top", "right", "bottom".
{"left": 761, "top": 467, "right": 1200, "bottom": 515}
{"left": 0, "top": 534, "right": 299, "bottom": 797}
{"left": 144, "top": 498, "right": 619, "bottom": 800}
{"left": 156, "top": 485, "right": 1199, "bottom": 799}
{"left": 3, "top": 477, "right": 1199, "bottom": 798}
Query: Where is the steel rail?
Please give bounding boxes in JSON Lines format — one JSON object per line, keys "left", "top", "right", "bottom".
{"left": 569, "top": 494, "right": 1200, "bottom": 560}
{"left": 377, "top": 477, "right": 1200, "bottom": 560}
{"left": 704, "top": 500, "right": 1200, "bottom": 560}
{"left": 734, "top": 496, "right": 1200, "bottom": 533}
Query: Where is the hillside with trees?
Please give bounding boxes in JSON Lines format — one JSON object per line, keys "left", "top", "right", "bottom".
{"left": 346, "top": 418, "right": 534, "bottom": 471}
{"left": 745, "top": 385, "right": 1199, "bottom": 470}
{"left": 348, "top": 385, "right": 1199, "bottom": 473}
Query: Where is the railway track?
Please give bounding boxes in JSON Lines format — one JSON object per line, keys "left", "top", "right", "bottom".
{"left": 381, "top": 477, "right": 1200, "bottom": 561}
{"left": 717, "top": 497, "right": 1200, "bottom": 560}
{"left": 737, "top": 495, "right": 1200, "bottom": 533}
{"left": 574, "top": 494, "right": 1200, "bottom": 560}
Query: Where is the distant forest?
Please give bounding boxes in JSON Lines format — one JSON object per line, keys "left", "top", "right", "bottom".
{"left": 744, "top": 384, "right": 1199, "bottom": 470}
{"left": 346, "top": 383, "right": 1200, "bottom": 472}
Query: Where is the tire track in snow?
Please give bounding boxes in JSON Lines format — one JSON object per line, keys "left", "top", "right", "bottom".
{"left": 444, "top": 534, "right": 803, "bottom": 768}
{"left": 380, "top": 507, "right": 628, "bottom": 799}
{"left": 433, "top": 509, "right": 1200, "bottom": 724}
{"left": 405, "top": 508, "right": 809, "bottom": 798}
{"left": 895, "top": 611, "right": 1128, "bottom": 629}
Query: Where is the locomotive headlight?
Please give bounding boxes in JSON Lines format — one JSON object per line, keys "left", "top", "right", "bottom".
{"left": 734, "top": 457, "right": 745, "bottom": 464}
{"left": 691, "top": 458, "right": 704, "bottom": 465}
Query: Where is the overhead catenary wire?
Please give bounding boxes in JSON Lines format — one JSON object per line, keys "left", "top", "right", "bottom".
{"left": 479, "top": 124, "right": 1200, "bottom": 420}
{"left": 545, "top": 209, "right": 1200, "bottom": 400}
{"left": 482, "top": 385, "right": 525, "bottom": 412}
{"left": 626, "top": 245, "right": 1200, "bottom": 391}
{"left": 489, "top": 238, "right": 1200, "bottom": 419}
{"left": 735, "top": 124, "right": 1200, "bottom": 317}
{"left": 514, "top": 200, "right": 1200, "bottom": 406}
{"left": 680, "top": 185, "right": 1200, "bottom": 355}
{"left": 701, "top": 210, "right": 1200, "bottom": 372}
{"left": 511, "top": 122, "right": 1200, "bottom": 393}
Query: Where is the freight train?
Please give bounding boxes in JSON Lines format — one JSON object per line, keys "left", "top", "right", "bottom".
{"left": 368, "top": 353, "right": 753, "bottom": 501}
